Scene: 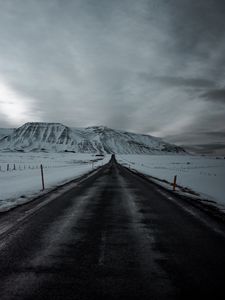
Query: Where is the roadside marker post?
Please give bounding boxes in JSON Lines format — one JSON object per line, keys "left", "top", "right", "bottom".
{"left": 173, "top": 175, "right": 177, "bottom": 191}
{"left": 40, "top": 164, "right": 45, "bottom": 191}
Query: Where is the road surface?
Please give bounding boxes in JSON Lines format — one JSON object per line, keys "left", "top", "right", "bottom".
{"left": 0, "top": 155, "right": 225, "bottom": 299}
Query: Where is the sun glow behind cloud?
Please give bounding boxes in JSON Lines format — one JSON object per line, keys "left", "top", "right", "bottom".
{"left": 0, "top": 0, "right": 224, "bottom": 154}
{"left": 0, "top": 79, "right": 39, "bottom": 126}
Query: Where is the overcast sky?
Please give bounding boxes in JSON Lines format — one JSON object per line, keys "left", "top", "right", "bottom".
{"left": 0, "top": 0, "right": 225, "bottom": 154}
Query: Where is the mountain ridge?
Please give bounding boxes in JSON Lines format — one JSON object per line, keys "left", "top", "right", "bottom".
{"left": 0, "top": 122, "right": 186, "bottom": 154}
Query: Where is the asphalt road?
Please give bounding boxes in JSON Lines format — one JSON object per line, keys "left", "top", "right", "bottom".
{"left": 0, "top": 155, "right": 225, "bottom": 299}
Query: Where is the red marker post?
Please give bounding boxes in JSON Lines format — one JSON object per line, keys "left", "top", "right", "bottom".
{"left": 173, "top": 175, "right": 177, "bottom": 191}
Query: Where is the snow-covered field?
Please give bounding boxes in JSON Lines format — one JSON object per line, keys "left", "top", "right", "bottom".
{"left": 1, "top": 152, "right": 224, "bottom": 213}
{"left": 118, "top": 155, "right": 225, "bottom": 209}
{"left": 0, "top": 152, "right": 110, "bottom": 212}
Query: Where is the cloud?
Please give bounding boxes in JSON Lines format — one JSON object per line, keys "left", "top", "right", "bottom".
{"left": 185, "top": 143, "right": 225, "bottom": 155}
{"left": 201, "top": 89, "right": 225, "bottom": 103}
{"left": 0, "top": 0, "right": 225, "bottom": 154}
{"left": 204, "top": 131, "right": 225, "bottom": 138}
{"left": 139, "top": 74, "right": 215, "bottom": 88}
{"left": 0, "top": 78, "right": 41, "bottom": 126}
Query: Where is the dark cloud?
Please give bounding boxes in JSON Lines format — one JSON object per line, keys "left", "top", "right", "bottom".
{"left": 196, "top": 144, "right": 225, "bottom": 150}
{"left": 202, "top": 89, "right": 225, "bottom": 103}
{"left": 140, "top": 74, "right": 215, "bottom": 88}
{"left": 167, "top": 0, "right": 225, "bottom": 54}
{"left": 0, "top": 0, "right": 225, "bottom": 154}
{"left": 204, "top": 131, "right": 225, "bottom": 138}
{"left": 165, "top": 129, "right": 225, "bottom": 145}
{"left": 185, "top": 143, "right": 225, "bottom": 155}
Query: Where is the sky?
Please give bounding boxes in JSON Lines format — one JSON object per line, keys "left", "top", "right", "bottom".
{"left": 0, "top": 0, "right": 225, "bottom": 154}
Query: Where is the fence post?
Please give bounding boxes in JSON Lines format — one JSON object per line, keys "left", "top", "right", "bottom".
{"left": 173, "top": 175, "right": 177, "bottom": 191}
{"left": 40, "top": 164, "right": 45, "bottom": 191}
{"left": 7, "top": 164, "right": 9, "bottom": 171}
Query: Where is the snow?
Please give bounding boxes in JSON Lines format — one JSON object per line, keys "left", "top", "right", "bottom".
{"left": 0, "top": 152, "right": 110, "bottom": 212}
{"left": 2, "top": 151, "right": 224, "bottom": 213}
{"left": 118, "top": 154, "right": 225, "bottom": 209}
{"left": 0, "top": 122, "right": 185, "bottom": 154}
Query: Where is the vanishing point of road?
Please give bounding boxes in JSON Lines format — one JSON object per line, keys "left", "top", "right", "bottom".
{"left": 0, "top": 155, "right": 225, "bottom": 299}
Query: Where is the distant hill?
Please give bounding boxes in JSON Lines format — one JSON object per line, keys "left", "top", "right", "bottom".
{"left": 0, "top": 122, "right": 186, "bottom": 154}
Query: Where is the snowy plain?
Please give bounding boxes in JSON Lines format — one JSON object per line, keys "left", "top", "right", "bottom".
{"left": 0, "top": 152, "right": 110, "bottom": 212}
{"left": 1, "top": 152, "right": 225, "bottom": 213}
{"left": 118, "top": 155, "right": 225, "bottom": 210}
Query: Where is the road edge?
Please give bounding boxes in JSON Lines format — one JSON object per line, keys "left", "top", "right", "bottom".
{"left": 120, "top": 163, "right": 225, "bottom": 224}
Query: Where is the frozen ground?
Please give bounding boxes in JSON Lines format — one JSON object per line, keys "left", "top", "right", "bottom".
{"left": 118, "top": 155, "right": 225, "bottom": 210}
{"left": 1, "top": 152, "right": 224, "bottom": 213}
{"left": 0, "top": 152, "right": 110, "bottom": 212}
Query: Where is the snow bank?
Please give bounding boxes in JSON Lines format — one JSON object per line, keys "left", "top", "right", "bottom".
{"left": 118, "top": 155, "right": 225, "bottom": 209}
{"left": 0, "top": 153, "right": 110, "bottom": 212}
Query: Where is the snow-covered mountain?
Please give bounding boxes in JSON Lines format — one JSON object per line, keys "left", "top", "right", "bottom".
{"left": 0, "top": 122, "right": 186, "bottom": 154}
{"left": 0, "top": 128, "right": 14, "bottom": 139}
